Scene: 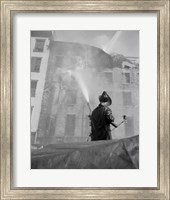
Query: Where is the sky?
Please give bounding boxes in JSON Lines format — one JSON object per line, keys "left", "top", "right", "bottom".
{"left": 53, "top": 30, "right": 139, "bottom": 57}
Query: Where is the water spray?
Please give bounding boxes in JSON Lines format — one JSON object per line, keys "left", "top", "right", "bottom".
{"left": 66, "top": 68, "right": 93, "bottom": 142}
{"left": 68, "top": 69, "right": 92, "bottom": 115}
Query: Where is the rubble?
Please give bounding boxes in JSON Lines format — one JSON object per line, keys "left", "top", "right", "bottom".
{"left": 31, "top": 135, "right": 139, "bottom": 169}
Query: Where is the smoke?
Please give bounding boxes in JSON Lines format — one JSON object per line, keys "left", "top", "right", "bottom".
{"left": 66, "top": 66, "right": 116, "bottom": 110}
{"left": 53, "top": 41, "right": 117, "bottom": 109}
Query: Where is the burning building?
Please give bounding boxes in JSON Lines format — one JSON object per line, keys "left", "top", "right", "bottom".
{"left": 31, "top": 33, "right": 139, "bottom": 145}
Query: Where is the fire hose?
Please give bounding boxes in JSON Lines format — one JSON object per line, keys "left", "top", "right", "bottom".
{"left": 87, "top": 102, "right": 92, "bottom": 115}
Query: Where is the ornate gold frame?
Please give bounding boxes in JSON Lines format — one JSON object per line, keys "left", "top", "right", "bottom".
{"left": 1, "top": 0, "right": 169, "bottom": 199}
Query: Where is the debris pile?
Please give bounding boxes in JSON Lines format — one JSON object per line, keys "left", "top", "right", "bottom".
{"left": 31, "top": 135, "right": 139, "bottom": 169}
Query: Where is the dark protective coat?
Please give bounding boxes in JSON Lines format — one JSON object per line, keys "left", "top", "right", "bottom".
{"left": 90, "top": 104, "right": 117, "bottom": 141}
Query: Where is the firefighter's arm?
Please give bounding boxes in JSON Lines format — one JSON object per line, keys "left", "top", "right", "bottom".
{"left": 105, "top": 108, "right": 118, "bottom": 128}
{"left": 111, "top": 122, "right": 118, "bottom": 128}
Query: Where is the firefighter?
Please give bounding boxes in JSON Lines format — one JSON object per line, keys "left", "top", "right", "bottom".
{"left": 90, "top": 91, "right": 117, "bottom": 141}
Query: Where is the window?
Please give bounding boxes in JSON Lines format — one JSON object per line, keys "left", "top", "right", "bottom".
{"left": 33, "top": 39, "right": 45, "bottom": 52}
{"left": 31, "top": 80, "right": 38, "bottom": 97}
{"left": 104, "top": 72, "right": 113, "bottom": 84}
{"left": 65, "top": 114, "right": 76, "bottom": 136}
{"left": 31, "top": 57, "right": 42, "bottom": 72}
{"left": 123, "top": 92, "right": 132, "bottom": 106}
{"left": 124, "top": 73, "right": 131, "bottom": 83}
{"left": 124, "top": 116, "right": 134, "bottom": 136}
{"left": 66, "top": 90, "right": 77, "bottom": 105}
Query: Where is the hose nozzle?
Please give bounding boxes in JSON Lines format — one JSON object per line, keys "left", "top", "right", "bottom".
{"left": 87, "top": 102, "right": 92, "bottom": 115}
{"left": 123, "top": 115, "right": 127, "bottom": 122}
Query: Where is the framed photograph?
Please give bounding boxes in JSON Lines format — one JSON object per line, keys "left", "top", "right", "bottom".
{"left": 0, "top": 0, "right": 169, "bottom": 199}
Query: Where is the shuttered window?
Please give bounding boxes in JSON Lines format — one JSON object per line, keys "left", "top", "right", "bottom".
{"left": 31, "top": 57, "right": 42, "bottom": 72}
{"left": 33, "top": 39, "right": 45, "bottom": 52}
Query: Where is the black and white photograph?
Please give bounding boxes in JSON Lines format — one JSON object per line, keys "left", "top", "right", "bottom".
{"left": 31, "top": 30, "right": 139, "bottom": 169}
{"left": 1, "top": 0, "right": 170, "bottom": 197}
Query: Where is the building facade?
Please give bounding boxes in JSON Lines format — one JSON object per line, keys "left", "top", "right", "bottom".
{"left": 34, "top": 39, "right": 139, "bottom": 145}
{"left": 31, "top": 31, "right": 52, "bottom": 144}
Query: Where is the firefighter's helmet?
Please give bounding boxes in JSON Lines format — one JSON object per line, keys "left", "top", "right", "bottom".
{"left": 99, "top": 91, "right": 112, "bottom": 106}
